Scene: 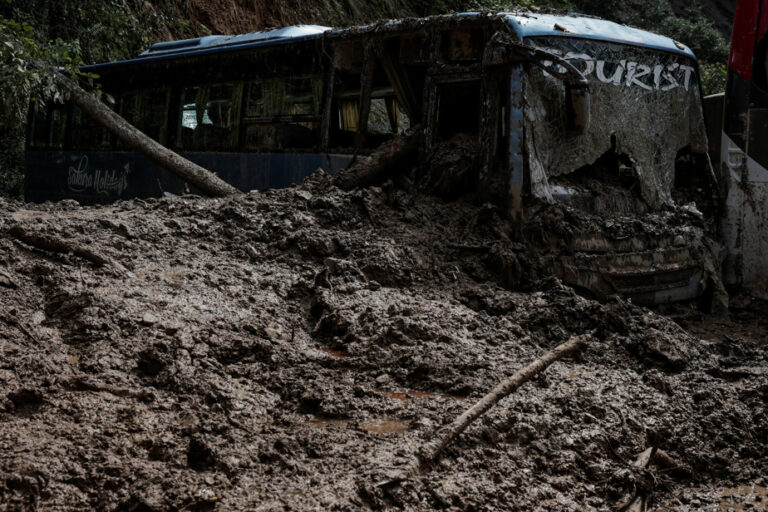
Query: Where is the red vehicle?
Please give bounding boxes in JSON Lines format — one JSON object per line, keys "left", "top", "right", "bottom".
{"left": 711, "top": 0, "right": 768, "bottom": 296}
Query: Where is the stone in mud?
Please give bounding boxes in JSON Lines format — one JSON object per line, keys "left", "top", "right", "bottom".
{"left": 141, "top": 312, "right": 159, "bottom": 325}
{"left": 638, "top": 329, "right": 693, "bottom": 371}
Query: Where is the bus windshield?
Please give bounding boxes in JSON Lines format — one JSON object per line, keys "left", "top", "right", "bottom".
{"left": 526, "top": 37, "right": 708, "bottom": 210}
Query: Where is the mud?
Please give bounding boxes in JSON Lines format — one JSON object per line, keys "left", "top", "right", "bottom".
{"left": 0, "top": 176, "right": 766, "bottom": 511}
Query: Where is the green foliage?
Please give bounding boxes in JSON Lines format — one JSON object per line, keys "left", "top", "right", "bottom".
{"left": 0, "top": 0, "right": 197, "bottom": 200}
{"left": 628, "top": 0, "right": 729, "bottom": 65}
{"left": 0, "top": 15, "right": 92, "bottom": 199}
{"left": 700, "top": 61, "right": 727, "bottom": 96}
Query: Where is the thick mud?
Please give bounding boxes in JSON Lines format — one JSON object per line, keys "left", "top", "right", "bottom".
{"left": 0, "top": 175, "right": 766, "bottom": 511}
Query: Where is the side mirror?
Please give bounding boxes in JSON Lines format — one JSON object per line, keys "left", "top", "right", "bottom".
{"left": 567, "top": 84, "right": 591, "bottom": 133}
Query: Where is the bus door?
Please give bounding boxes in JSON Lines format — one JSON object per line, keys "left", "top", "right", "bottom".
{"left": 722, "top": 0, "right": 768, "bottom": 295}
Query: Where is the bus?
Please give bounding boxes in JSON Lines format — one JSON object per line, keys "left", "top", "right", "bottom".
{"left": 26, "top": 12, "right": 716, "bottom": 305}
{"left": 711, "top": 0, "right": 768, "bottom": 297}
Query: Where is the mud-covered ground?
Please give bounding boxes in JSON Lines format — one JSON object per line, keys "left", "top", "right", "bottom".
{"left": 0, "top": 174, "right": 766, "bottom": 511}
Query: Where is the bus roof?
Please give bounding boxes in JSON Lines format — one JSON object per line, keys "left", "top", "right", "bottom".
{"left": 504, "top": 13, "right": 695, "bottom": 58}
{"left": 82, "top": 12, "right": 695, "bottom": 71}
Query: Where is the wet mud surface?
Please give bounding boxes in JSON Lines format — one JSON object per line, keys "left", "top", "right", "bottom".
{"left": 0, "top": 175, "right": 766, "bottom": 511}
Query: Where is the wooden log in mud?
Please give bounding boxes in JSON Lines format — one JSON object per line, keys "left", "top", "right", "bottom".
{"left": 416, "top": 333, "right": 592, "bottom": 472}
{"left": 617, "top": 447, "right": 658, "bottom": 512}
{"left": 334, "top": 127, "right": 421, "bottom": 191}
{"left": 9, "top": 225, "right": 115, "bottom": 267}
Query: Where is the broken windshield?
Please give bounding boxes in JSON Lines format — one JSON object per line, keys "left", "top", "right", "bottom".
{"left": 524, "top": 38, "right": 708, "bottom": 209}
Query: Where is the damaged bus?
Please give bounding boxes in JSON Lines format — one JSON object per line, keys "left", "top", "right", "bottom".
{"left": 25, "top": 12, "right": 718, "bottom": 305}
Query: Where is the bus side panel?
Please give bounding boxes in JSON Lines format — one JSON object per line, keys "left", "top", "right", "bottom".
{"left": 25, "top": 151, "right": 353, "bottom": 204}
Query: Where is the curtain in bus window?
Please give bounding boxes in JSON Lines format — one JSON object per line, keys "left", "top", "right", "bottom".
{"left": 242, "top": 76, "right": 321, "bottom": 150}
{"left": 339, "top": 99, "right": 358, "bottom": 131}
{"left": 246, "top": 79, "right": 284, "bottom": 117}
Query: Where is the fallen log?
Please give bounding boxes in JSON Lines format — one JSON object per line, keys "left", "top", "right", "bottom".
{"left": 617, "top": 447, "right": 658, "bottom": 512}
{"left": 9, "top": 225, "right": 115, "bottom": 268}
{"left": 334, "top": 127, "right": 421, "bottom": 191}
{"left": 416, "top": 333, "right": 592, "bottom": 472}
{"left": 63, "top": 376, "right": 154, "bottom": 402}
{"left": 51, "top": 69, "right": 240, "bottom": 198}
{"left": 652, "top": 448, "right": 691, "bottom": 479}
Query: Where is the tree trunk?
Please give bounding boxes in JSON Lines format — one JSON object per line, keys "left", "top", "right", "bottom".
{"left": 334, "top": 126, "right": 421, "bottom": 191}
{"left": 52, "top": 71, "right": 240, "bottom": 198}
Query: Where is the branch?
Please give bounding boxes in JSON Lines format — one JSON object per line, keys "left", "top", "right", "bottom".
{"left": 9, "top": 224, "right": 116, "bottom": 268}
{"left": 416, "top": 333, "right": 592, "bottom": 472}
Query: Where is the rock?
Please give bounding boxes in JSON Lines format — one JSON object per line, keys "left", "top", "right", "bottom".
{"left": 295, "top": 190, "right": 313, "bottom": 201}
{"left": 141, "top": 312, "right": 159, "bottom": 325}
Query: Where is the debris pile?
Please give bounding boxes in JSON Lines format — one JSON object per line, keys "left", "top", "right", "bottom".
{"left": 0, "top": 177, "right": 765, "bottom": 510}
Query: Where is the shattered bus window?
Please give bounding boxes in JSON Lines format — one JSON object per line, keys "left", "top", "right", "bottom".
{"left": 368, "top": 96, "right": 410, "bottom": 135}
{"left": 178, "top": 83, "right": 241, "bottom": 151}
{"left": 525, "top": 38, "right": 707, "bottom": 210}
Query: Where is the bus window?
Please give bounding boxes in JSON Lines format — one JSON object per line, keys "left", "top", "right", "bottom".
{"left": 178, "top": 83, "right": 242, "bottom": 151}
{"left": 242, "top": 76, "right": 321, "bottom": 151}
{"left": 283, "top": 76, "right": 322, "bottom": 148}
{"left": 71, "top": 106, "right": 112, "bottom": 151}
{"left": 139, "top": 90, "right": 170, "bottom": 143}
{"left": 198, "top": 83, "right": 240, "bottom": 150}
{"left": 119, "top": 89, "right": 170, "bottom": 146}
{"left": 246, "top": 81, "right": 267, "bottom": 117}
{"left": 119, "top": 91, "right": 141, "bottom": 145}
{"left": 30, "top": 104, "right": 66, "bottom": 149}
{"left": 285, "top": 76, "right": 321, "bottom": 115}
{"left": 367, "top": 96, "right": 410, "bottom": 135}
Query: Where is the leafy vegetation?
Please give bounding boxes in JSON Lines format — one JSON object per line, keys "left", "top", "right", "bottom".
{"left": 0, "top": 16, "right": 95, "bottom": 199}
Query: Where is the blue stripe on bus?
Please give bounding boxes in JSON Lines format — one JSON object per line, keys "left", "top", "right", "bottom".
{"left": 25, "top": 151, "right": 354, "bottom": 204}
